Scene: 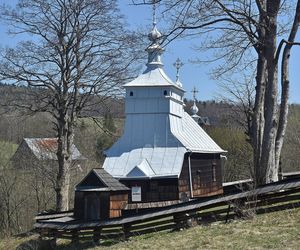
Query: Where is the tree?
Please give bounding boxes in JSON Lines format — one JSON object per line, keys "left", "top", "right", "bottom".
{"left": 0, "top": 0, "right": 141, "bottom": 211}
{"left": 218, "top": 73, "right": 255, "bottom": 140}
{"left": 134, "top": 0, "right": 300, "bottom": 185}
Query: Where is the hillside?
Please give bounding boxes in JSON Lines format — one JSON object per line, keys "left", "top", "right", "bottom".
{"left": 2, "top": 207, "right": 300, "bottom": 249}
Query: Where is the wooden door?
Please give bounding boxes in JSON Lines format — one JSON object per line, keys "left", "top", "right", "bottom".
{"left": 84, "top": 193, "right": 100, "bottom": 220}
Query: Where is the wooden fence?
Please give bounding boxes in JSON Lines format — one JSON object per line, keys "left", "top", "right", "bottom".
{"left": 35, "top": 177, "right": 300, "bottom": 245}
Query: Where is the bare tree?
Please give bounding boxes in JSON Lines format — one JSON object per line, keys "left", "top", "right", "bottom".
{"left": 134, "top": 0, "right": 300, "bottom": 185}
{"left": 0, "top": 0, "right": 141, "bottom": 211}
{"left": 218, "top": 73, "right": 255, "bottom": 139}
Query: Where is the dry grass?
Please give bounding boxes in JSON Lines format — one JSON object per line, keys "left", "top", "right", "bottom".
{"left": 2, "top": 207, "right": 300, "bottom": 250}
{"left": 102, "top": 208, "right": 300, "bottom": 250}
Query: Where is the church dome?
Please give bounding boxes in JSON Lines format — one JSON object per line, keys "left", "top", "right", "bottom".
{"left": 191, "top": 101, "right": 199, "bottom": 116}
{"left": 148, "top": 25, "right": 162, "bottom": 42}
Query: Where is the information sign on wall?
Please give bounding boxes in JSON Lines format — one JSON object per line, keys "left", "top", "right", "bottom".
{"left": 131, "top": 186, "right": 141, "bottom": 202}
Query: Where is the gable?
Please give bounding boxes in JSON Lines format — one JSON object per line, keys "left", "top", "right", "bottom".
{"left": 77, "top": 171, "right": 106, "bottom": 188}
{"left": 127, "top": 167, "right": 147, "bottom": 177}
{"left": 11, "top": 140, "right": 38, "bottom": 167}
{"left": 76, "top": 168, "right": 129, "bottom": 191}
{"left": 126, "top": 158, "right": 155, "bottom": 178}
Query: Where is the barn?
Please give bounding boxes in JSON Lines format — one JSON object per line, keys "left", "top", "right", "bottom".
{"left": 102, "top": 20, "right": 226, "bottom": 205}
{"left": 11, "top": 138, "right": 87, "bottom": 170}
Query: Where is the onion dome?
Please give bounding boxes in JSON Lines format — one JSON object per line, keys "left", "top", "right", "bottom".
{"left": 148, "top": 24, "right": 162, "bottom": 43}
{"left": 191, "top": 100, "right": 199, "bottom": 116}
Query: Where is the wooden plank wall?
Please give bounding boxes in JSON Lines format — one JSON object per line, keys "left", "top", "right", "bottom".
{"left": 179, "top": 153, "right": 223, "bottom": 199}
{"left": 121, "top": 179, "right": 179, "bottom": 203}
{"left": 110, "top": 193, "right": 128, "bottom": 218}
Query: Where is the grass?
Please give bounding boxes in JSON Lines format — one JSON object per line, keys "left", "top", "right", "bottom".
{"left": 0, "top": 140, "right": 18, "bottom": 166}
{"left": 2, "top": 206, "right": 300, "bottom": 250}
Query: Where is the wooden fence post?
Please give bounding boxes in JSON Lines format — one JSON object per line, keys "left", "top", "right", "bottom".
{"left": 123, "top": 223, "right": 131, "bottom": 240}
{"left": 93, "top": 227, "right": 102, "bottom": 243}
{"left": 173, "top": 213, "right": 187, "bottom": 230}
{"left": 71, "top": 229, "right": 79, "bottom": 243}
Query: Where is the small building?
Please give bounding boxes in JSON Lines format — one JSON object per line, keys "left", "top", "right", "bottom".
{"left": 11, "top": 138, "right": 87, "bottom": 170}
{"left": 74, "top": 168, "right": 129, "bottom": 220}
{"left": 103, "top": 20, "right": 226, "bottom": 204}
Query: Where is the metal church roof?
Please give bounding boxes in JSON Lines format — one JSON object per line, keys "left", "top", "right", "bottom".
{"left": 103, "top": 112, "right": 225, "bottom": 179}
{"left": 103, "top": 15, "right": 225, "bottom": 180}
{"left": 170, "top": 112, "right": 224, "bottom": 153}
{"left": 123, "top": 66, "right": 182, "bottom": 90}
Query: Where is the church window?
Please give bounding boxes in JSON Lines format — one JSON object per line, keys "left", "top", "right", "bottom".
{"left": 212, "top": 162, "right": 217, "bottom": 182}
{"left": 163, "top": 90, "right": 168, "bottom": 96}
{"left": 129, "top": 91, "right": 133, "bottom": 96}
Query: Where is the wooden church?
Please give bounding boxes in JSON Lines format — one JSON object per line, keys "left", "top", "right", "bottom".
{"left": 102, "top": 20, "right": 226, "bottom": 202}
{"left": 74, "top": 13, "right": 226, "bottom": 220}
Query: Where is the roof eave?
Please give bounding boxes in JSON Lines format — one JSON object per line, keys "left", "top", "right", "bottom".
{"left": 117, "top": 174, "right": 179, "bottom": 180}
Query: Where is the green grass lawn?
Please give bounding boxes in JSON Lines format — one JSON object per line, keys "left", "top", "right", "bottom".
{"left": 2, "top": 207, "right": 300, "bottom": 250}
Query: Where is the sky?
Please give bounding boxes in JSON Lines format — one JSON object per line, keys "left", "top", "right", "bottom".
{"left": 0, "top": 0, "right": 299, "bottom": 103}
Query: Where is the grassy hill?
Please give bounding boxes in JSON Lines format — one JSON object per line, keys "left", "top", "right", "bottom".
{"left": 2, "top": 207, "right": 300, "bottom": 250}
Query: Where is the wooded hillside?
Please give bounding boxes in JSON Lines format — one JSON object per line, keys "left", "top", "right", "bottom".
{"left": 0, "top": 83, "right": 300, "bottom": 237}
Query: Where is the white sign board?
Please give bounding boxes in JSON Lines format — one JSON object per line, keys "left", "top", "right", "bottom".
{"left": 131, "top": 186, "right": 141, "bottom": 202}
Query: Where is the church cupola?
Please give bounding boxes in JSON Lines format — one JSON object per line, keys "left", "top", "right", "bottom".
{"left": 123, "top": 3, "right": 185, "bottom": 118}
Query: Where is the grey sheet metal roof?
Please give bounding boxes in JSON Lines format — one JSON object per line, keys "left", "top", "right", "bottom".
{"left": 103, "top": 112, "right": 225, "bottom": 179}
{"left": 76, "top": 168, "right": 129, "bottom": 191}
{"left": 23, "top": 138, "right": 86, "bottom": 161}
{"left": 170, "top": 112, "right": 225, "bottom": 153}
{"left": 103, "top": 19, "right": 224, "bottom": 180}
{"left": 123, "top": 67, "right": 183, "bottom": 90}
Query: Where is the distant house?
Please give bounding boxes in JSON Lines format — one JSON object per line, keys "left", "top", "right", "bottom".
{"left": 11, "top": 138, "right": 87, "bottom": 170}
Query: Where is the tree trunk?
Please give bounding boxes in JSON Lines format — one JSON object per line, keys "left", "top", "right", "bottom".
{"left": 252, "top": 1, "right": 281, "bottom": 185}
{"left": 252, "top": 54, "right": 267, "bottom": 186}
{"left": 55, "top": 119, "right": 74, "bottom": 212}
{"left": 275, "top": 0, "right": 300, "bottom": 176}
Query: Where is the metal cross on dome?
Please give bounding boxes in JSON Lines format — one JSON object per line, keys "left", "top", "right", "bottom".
{"left": 173, "top": 58, "right": 184, "bottom": 82}
{"left": 152, "top": 0, "right": 157, "bottom": 26}
{"left": 191, "top": 86, "right": 199, "bottom": 100}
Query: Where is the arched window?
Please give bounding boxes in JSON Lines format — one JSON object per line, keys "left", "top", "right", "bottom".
{"left": 129, "top": 91, "right": 133, "bottom": 96}
{"left": 163, "top": 90, "right": 167, "bottom": 96}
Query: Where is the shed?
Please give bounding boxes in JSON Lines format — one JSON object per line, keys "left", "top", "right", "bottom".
{"left": 74, "top": 168, "right": 129, "bottom": 220}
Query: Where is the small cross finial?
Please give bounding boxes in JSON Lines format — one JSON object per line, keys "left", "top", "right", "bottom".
{"left": 173, "top": 58, "right": 184, "bottom": 82}
{"left": 152, "top": 0, "right": 157, "bottom": 26}
{"left": 191, "top": 86, "right": 199, "bottom": 100}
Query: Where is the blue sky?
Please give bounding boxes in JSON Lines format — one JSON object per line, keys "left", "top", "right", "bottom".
{"left": 0, "top": 0, "right": 299, "bottom": 103}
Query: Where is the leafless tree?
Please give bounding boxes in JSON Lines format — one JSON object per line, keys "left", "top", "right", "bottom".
{"left": 218, "top": 73, "right": 255, "bottom": 139}
{"left": 133, "top": 0, "right": 300, "bottom": 185}
{"left": 0, "top": 0, "right": 141, "bottom": 211}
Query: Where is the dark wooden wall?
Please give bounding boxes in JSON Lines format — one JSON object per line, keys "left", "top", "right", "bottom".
{"left": 179, "top": 153, "right": 223, "bottom": 199}
{"left": 74, "top": 191, "right": 128, "bottom": 220}
{"left": 121, "top": 179, "right": 179, "bottom": 203}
